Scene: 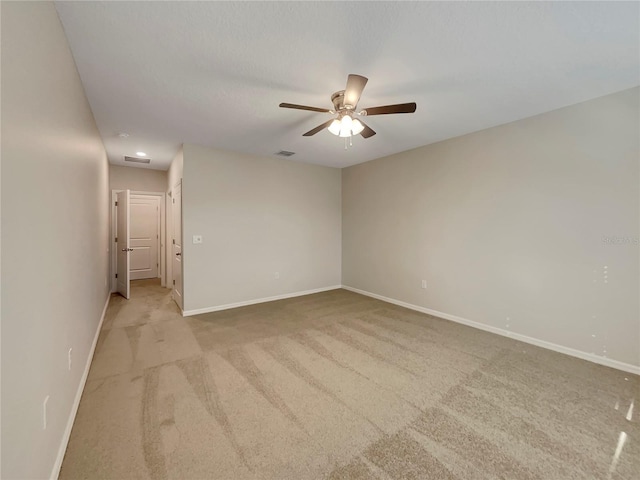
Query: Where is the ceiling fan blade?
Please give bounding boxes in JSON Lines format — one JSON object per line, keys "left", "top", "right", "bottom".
{"left": 362, "top": 102, "right": 417, "bottom": 116}
{"left": 303, "top": 119, "right": 335, "bottom": 136}
{"left": 279, "top": 103, "right": 331, "bottom": 113}
{"left": 358, "top": 120, "right": 376, "bottom": 139}
{"left": 344, "top": 74, "right": 368, "bottom": 109}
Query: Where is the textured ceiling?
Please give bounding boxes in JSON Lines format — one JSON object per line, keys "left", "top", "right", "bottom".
{"left": 55, "top": 1, "right": 639, "bottom": 170}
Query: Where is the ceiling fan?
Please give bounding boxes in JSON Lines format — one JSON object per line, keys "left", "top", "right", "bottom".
{"left": 279, "top": 74, "right": 417, "bottom": 145}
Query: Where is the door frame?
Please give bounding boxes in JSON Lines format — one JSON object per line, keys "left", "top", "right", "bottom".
{"left": 111, "top": 190, "right": 166, "bottom": 292}
{"left": 169, "top": 179, "right": 184, "bottom": 310}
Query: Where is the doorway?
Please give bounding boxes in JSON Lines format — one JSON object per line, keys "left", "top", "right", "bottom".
{"left": 130, "top": 194, "right": 160, "bottom": 280}
{"left": 171, "top": 180, "right": 183, "bottom": 309}
{"left": 111, "top": 190, "right": 166, "bottom": 295}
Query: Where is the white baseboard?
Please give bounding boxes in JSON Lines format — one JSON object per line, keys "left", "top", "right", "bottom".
{"left": 183, "top": 285, "right": 343, "bottom": 316}
{"left": 342, "top": 285, "right": 640, "bottom": 376}
{"left": 50, "top": 293, "right": 111, "bottom": 480}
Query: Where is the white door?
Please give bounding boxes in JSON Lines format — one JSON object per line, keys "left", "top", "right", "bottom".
{"left": 130, "top": 195, "right": 160, "bottom": 280}
{"left": 172, "top": 181, "right": 183, "bottom": 309}
{"left": 116, "top": 190, "right": 131, "bottom": 299}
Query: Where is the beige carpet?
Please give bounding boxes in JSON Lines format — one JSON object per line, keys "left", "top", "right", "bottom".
{"left": 60, "top": 279, "right": 639, "bottom": 479}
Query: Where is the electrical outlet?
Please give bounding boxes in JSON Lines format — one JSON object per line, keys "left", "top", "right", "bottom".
{"left": 421, "top": 279, "right": 427, "bottom": 289}
{"left": 274, "top": 272, "right": 280, "bottom": 279}
{"left": 43, "top": 396, "right": 49, "bottom": 429}
{"left": 68, "top": 348, "right": 73, "bottom": 371}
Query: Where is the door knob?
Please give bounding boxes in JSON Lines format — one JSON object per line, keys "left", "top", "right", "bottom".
{"left": 176, "top": 252, "right": 181, "bottom": 256}
{"left": 122, "top": 248, "right": 134, "bottom": 252}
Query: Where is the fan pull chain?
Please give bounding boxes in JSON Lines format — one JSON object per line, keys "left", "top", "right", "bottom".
{"left": 344, "top": 135, "right": 354, "bottom": 150}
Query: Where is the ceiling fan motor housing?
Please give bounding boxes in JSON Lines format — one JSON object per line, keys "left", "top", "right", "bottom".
{"left": 331, "top": 90, "right": 350, "bottom": 111}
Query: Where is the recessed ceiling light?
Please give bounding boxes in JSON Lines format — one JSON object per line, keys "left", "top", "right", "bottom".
{"left": 117, "top": 132, "right": 129, "bottom": 138}
{"left": 136, "top": 151, "right": 147, "bottom": 157}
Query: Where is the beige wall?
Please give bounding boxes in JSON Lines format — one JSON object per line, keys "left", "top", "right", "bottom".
{"left": 109, "top": 164, "right": 167, "bottom": 193}
{"left": 1, "top": 2, "right": 110, "bottom": 478}
{"left": 343, "top": 87, "right": 639, "bottom": 368}
{"left": 182, "top": 144, "right": 342, "bottom": 312}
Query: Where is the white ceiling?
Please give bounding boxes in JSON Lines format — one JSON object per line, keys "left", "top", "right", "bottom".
{"left": 55, "top": 1, "right": 639, "bottom": 170}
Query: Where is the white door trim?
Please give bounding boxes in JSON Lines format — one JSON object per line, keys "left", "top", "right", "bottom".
{"left": 171, "top": 180, "right": 184, "bottom": 309}
{"left": 111, "top": 190, "right": 166, "bottom": 291}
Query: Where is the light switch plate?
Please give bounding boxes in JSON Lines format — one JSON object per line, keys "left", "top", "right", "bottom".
{"left": 193, "top": 235, "right": 203, "bottom": 244}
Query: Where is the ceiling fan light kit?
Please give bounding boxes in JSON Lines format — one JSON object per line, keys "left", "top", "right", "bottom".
{"left": 329, "top": 114, "right": 363, "bottom": 137}
{"left": 280, "top": 74, "right": 417, "bottom": 148}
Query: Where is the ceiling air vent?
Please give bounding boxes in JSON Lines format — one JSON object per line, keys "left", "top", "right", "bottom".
{"left": 124, "top": 155, "right": 151, "bottom": 164}
{"left": 274, "top": 150, "right": 295, "bottom": 157}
